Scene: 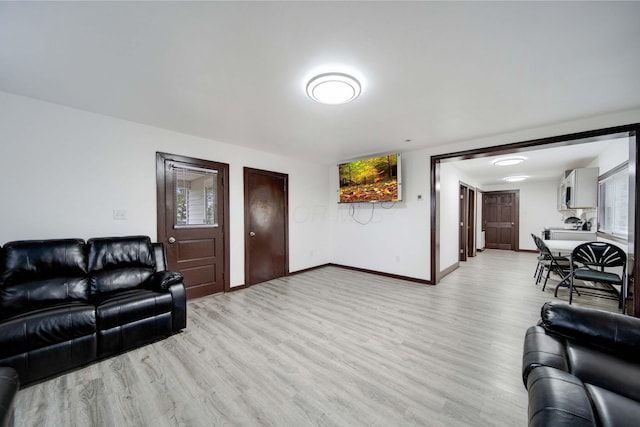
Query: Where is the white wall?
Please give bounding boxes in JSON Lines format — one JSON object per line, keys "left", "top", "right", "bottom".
{"left": 329, "top": 152, "right": 431, "bottom": 279}
{"left": 588, "top": 137, "right": 629, "bottom": 174}
{"left": 0, "top": 91, "right": 331, "bottom": 287}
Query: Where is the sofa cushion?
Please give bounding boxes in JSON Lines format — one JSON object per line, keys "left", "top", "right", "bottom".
{"left": 567, "top": 341, "right": 640, "bottom": 403}
{"left": 526, "top": 367, "right": 597, "bottom": 427}
{"left": 0, "top": 239, "right": 89, "bottom": 317}
{"left": 0, "top": 302, "right": 96, "bottom": 358}
{"left": 95, "top": 289, "right": 173, "bottom": 358}
{"left": 94, "top": 289, "right": 173, "bottom": 330}
{"left": 87, "top": 236, "right": 156, "bottom": 295}
{"left": 0, "top": 334, "right": 96, "bottom": 385}
{"left": 585, "top": 384, "right": 640, "bottom": 427}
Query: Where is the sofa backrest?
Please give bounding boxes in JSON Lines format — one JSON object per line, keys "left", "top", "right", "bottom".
{"left": 0, "top": 239, "right": 89, "bottom": 317}
{"left": 87, "top": 236, "right": 156, "bottom": 295}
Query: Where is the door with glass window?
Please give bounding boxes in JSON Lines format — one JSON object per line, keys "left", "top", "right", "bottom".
{"left": 156, "top": 153, "right": 229, "bottom": 298}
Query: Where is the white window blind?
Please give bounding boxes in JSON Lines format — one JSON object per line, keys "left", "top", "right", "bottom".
{"left": 173, "top": 164, "right": 218, "bottom": 227}
{"left": 598, "top": 162, "right": 628, "bottom": 239}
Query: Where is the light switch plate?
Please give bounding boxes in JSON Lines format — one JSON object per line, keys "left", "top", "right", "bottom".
{"left": 113, "top": 209, "right": 127, "bottom": 220}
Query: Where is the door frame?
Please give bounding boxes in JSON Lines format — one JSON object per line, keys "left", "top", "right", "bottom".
{"left": 430, "top": 123, "right": 639, "bottom": 317}
{"left": 156, "top": 152, "right": 231, "bottom": 293}
{"left": 459, "top": 182, "right": 477, "bottom": 261}
{"left": 243, "top": 167, "right": 289, "bottom": 286}
{"left": 482, "top": 190, "right": 519, "bottom": 251}
{"left": 468, "top": 187, "right": 476, "bottom": 258}
{"left": 459, "top": 183, "right": 467, "bottom": 261}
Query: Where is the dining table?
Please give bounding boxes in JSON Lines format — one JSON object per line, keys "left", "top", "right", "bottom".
{"left": 543, "top": 239, "right": 595, "bottom": 256}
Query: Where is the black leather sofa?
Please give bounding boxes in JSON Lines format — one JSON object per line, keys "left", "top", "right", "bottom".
{"left": 0, "top": 236, "right": 186, "bottom": 385}
{"left": 0, "top": 367, "right": 18, "bottom": 427}
{"left": 522, "top": 301, "right": 640, "bottom": 426}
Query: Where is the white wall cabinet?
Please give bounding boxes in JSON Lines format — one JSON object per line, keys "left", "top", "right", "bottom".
{"left": 558, "top": 167, "right": 599, "bottom": 210}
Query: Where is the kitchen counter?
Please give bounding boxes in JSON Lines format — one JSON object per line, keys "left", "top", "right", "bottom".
{"left": 546, "top": 227, "right": 591, "bottom": 230}
{"left": 546, "top": 229, "right": 597, "bottom": 241}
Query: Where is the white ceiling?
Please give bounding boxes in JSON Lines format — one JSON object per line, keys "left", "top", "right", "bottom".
{"left": 1, "top": 2, "right": 639, "bottom": 163}
{"left": 450, "top": 137, "right": 629, "bottom": 186}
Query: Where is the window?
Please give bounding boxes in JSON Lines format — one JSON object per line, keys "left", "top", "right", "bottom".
{"left": 173, "top": 165, "right": 218, "bottom": 227}
{"left": 176, "top": 187, "right": 189, "bottom": 225}
{"left": 598, "top": 162, "right": 628, "bottom": 239}
{"left": 205, "top": 184, "right": 215, "bottom": 224}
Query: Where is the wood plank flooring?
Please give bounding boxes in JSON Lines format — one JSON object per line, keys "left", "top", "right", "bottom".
{"left": 14, "top": 250, "right": 620, "bottom": 426}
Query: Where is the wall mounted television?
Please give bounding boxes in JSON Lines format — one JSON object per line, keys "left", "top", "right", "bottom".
{"left": 338, "top": 153, "right": 402, "bottom": 203}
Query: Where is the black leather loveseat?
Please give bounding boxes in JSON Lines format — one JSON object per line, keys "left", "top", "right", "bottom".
{"left": 522, "top": 301, "right": 640, "bottom": 426}
{"left": 0, "top": 236, "right": 186, "bottom": 385}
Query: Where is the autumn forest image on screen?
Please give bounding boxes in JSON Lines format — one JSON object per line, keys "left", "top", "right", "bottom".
{"left": 339, "top": 154, "right": 399, "bottom": 203}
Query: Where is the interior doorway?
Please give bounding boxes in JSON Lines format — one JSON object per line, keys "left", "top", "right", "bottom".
{"left": 459, "top": 183, "right": 477, "bottom": 261}
{"left": 244, "top": 167, "right": 289, "bottom": 286}
{"left": 468, "top": 188, "right": 476, "bottom": 258}
{"left": 156, "top": 152, "right": 230, "bottom": 298}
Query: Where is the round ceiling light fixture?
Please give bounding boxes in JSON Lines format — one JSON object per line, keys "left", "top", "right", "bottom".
{"left": 503, "top": 175, "right": 529, "bottom": 182}
{"left": 306, "top": 72, "right": 361, "bottom": 105}
{"left": 492, "top": 156, "right": 526, "bottom": 166}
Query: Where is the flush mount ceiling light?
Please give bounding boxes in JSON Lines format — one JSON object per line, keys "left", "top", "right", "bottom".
{"left": 503, "top": 175, "right": 529, "bottom": 182}
{"left": 306, "top": 73, "right": 361, "bottom": 105}
{"left": 492, "top": 156, "right": 526, "bottom": 166}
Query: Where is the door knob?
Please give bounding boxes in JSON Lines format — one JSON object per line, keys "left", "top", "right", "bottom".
{"left": 249, "top": 231, "right": 256, "bottom": 237}
{"left": 168, "top": 237, "right": 176, "bottom": 244}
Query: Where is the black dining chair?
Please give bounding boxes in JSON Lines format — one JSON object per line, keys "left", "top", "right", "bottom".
{"left": 531, "top": 234, "right": 573, "bottom": 291}
{"left": 565, "top": 241, "right": 627, "bottom": 312}
{"left": 531, "top": 233, "right": 548, "bottom": 280}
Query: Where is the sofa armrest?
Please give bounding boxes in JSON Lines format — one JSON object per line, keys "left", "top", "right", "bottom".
{"left": 167, "top": 282, "right": 187, "bottom": 331}
{"left": 0, "top": 367, "right": 19, "bottom": 427}
{"left": 526, "top": 367, "right": 597, "bottom": 427}
{"left": 541, "top": 301, "right": 640, "bottom": 358}
{"left": 144, "top": 271, "right": 184, "bottom": 291}
{"left": 522, "top": 326, "right": 569, "bottom": 387}
{"left": 143, "top": 271, "right": 186, "bottom": 331}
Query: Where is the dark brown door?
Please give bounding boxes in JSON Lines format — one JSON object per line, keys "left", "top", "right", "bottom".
{"left": 459, "top": 184, "right": 468, "bottom": 261}
{"left": 156, "top": 153, "right": 229, "bottom": 299}
{"left": 244, "top": 168, "right": 288, "bottom": 286}
{"left": 483, "top": 190, "right": 519, "bottom": 250}
{"left": 467, "top": 188, "right": 476, "bottom": 257}
{"left": 459, "top": 184, "right": 477, "bottom": 261}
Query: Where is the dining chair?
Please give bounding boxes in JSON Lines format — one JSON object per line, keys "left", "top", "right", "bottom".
{"left": 531, "top": 233, "right": 547, "bottom": 279}
{"left": 531, "top": 234, "right": 573, "bottom": 291}
{"left": 565, "top": 241, "right": 627, "bottom": 312}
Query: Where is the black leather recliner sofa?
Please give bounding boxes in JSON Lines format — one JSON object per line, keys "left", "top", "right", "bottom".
{"left": 0, "top": 367, "right": 18, "bottom": 427}
{"left": 0, "top": 236, "right": 186, "bottom": 385}
{"left": 522, "top": 301, "right": 640, "bottom": 426}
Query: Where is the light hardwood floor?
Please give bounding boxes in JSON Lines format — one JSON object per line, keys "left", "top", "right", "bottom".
{"left": 14, "top": 250, "right": 620, "bottom": 426}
